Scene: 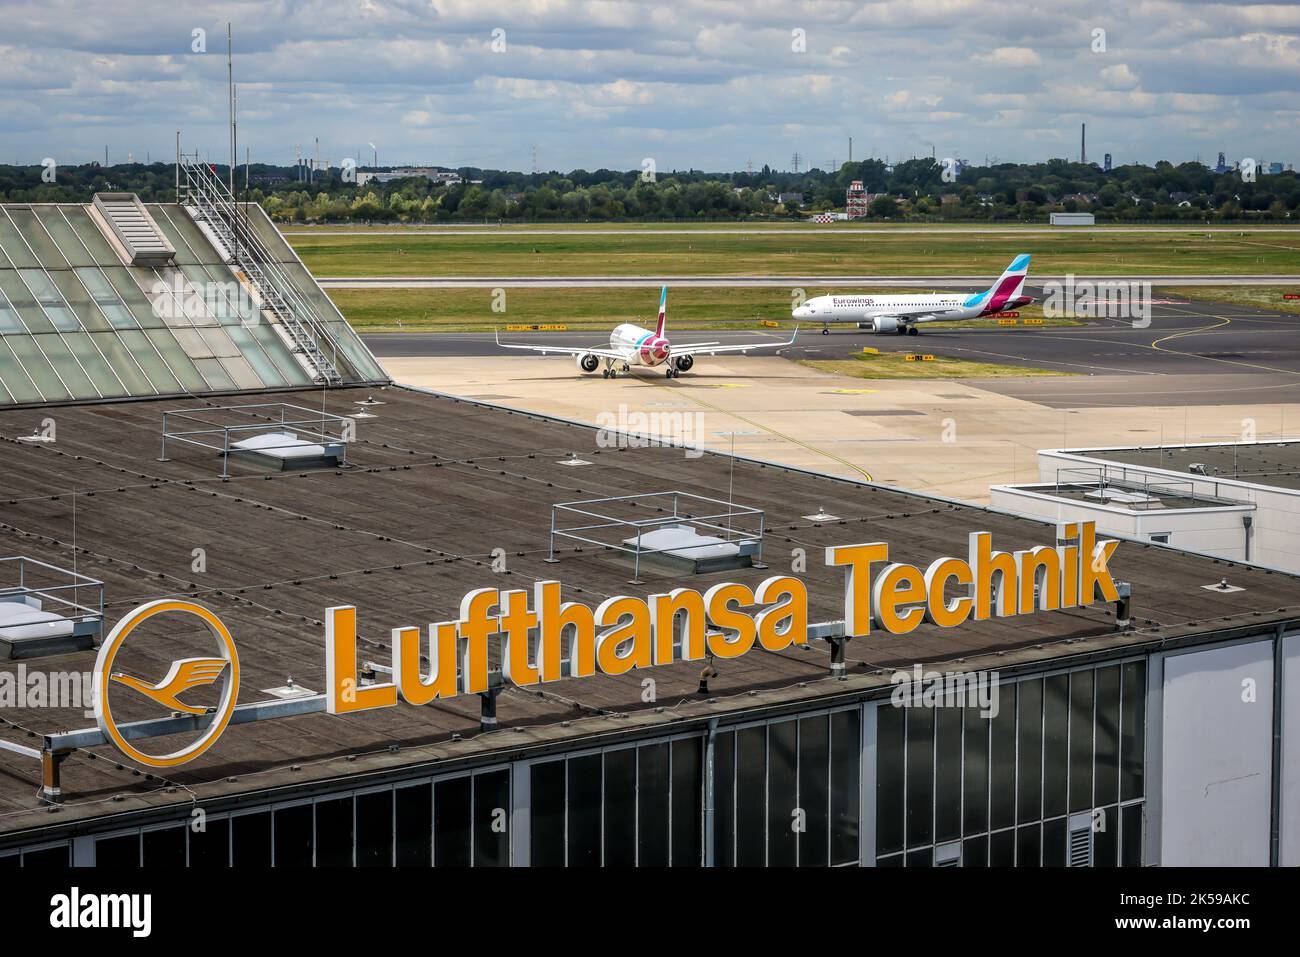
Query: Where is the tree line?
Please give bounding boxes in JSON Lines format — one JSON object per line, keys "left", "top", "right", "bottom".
{"left": 1, "top": 157, "right": 1295, "bottom": 223}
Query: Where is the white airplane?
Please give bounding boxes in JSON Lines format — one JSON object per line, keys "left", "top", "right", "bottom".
{"left": 792, "top": 254, "right": 1035, "bottom": 336}
{"left": 495, "top": 286, "right": 798, "bottom": 378}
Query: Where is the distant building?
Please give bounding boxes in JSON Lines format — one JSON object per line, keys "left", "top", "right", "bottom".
{"left": 1049, "top": 212, "right": 1096, "bottom": 226}
{"left": 1269, "top": 162, "right": 1285, "bottom": 175}
{"left": 364, "top": 168, "right": 462, "bottom": 186}
{"left": 1103, "top": 153, "right": 1112, "bottom": 172}
{"left": 845, "top": 180, "right": 869, "bottom": 219}
{"left": 776, "top": 192, "right": 804, "bottom": 206}
{"left": 1215, "top": 152, "right": 1229, "bottom": 174}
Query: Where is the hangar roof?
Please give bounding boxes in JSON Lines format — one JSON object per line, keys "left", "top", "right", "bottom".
{"left": 1, "top": 386, "right": 1297, "bottom": 839}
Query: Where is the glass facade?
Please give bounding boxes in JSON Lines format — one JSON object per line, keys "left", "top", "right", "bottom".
{"left": 715, "top": 707, "right": 862, "bottom": 866}
{"left": 1, "top": 662, "right": 1148, "bottom": 868}
{"left": 875, "top": 661, "right": 1146, "bottom": 867}
{"left": 529, "top": 735, "right": 704, "bottom": 866}
{"left": 0, "top": 203, "right": 385, "bottom": 406}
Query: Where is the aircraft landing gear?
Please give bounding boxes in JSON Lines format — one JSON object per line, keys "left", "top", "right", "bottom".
{"left": 665, "top": 366, "right": 679, "bottom": 378}
{"left": 895, "top": 326, "right": 907, "bottom": 335}
{"left": 907, "top": 326, "right": 920, "bottom": 336}
{"left": 821, "top": 325, "right": 830, "bottom": 336}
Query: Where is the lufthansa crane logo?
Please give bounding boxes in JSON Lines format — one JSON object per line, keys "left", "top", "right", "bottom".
{"left": 93, "top": 600, "right": 240, "bottom": 768}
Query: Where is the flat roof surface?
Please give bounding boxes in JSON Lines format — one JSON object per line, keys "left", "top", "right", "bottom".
{"left": 1, "top": 387, "right": 1297, "bottom": 838}
{"left": 1004, "top": 482, "right": 1247, "bottom": 512}
{"left": 1066, "top": 441, "right": 1300, "bottom": 492}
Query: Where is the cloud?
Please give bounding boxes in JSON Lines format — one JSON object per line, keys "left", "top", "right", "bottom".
{"left": 974, "top": 47, "right": 1043, "bottom": 68}
{"left": 0, "top": 0, "right": 1294, "bottom": 170}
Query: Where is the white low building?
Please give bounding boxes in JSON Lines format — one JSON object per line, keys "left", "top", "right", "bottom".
{"left": 991, "top": 440, "right": 1300, "bottom": 572}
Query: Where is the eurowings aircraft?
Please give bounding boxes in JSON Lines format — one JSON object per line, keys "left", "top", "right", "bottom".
{"left": 495, "top": 286, "right": 798, "bottom": 378}
{"left": 791, "top": 254, "right": 1034, "bottom": 335}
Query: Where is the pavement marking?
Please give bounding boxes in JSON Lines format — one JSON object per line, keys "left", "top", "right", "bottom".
{"left": 647, "top": 377, "right": 875, "bottom": 483}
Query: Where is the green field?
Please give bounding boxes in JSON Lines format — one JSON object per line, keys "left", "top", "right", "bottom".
{"left": 291, "top": 226, "right": 1300, "bottom": 278}
{"left": 1161, "top": 286, "right": 1300, "bottom": 316}
{"left": 327, "top": 286, "right": 1067, "bottom": 332}
{"left": 799, "top": 352, "right": 1070, "bottom": 380}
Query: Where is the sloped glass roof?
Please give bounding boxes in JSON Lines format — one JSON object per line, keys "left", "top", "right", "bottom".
{"left": 0, "top": 201, "right": 387, "bottom": 407}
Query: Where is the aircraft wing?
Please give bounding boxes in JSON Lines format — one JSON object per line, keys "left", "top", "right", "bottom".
{"left": 671, "top": 328, "right": 798, "bottom": 359}
{"left": 494, "top": 330, "right": 625, "bottom": 360}
{"left": 876, "top": 310, "right": 943, "bottom": 321}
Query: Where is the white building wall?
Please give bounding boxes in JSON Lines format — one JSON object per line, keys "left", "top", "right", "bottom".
{"left": 1284, "top": 633, "right": 1300, "bottom": 866}
{"left": 1036, "top": 447, "right": 1300, "bottom": 572}
{"left": 1160, "top": 640, "right": 1274, "bottom": 866}
{"left": 988, "top": 485, "right": 1252, "bottom": 560}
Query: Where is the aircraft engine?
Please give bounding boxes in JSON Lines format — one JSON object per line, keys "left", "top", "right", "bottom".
{"left": 576, "top": 353, "right": 600, "bottom": 373}
{"left": 672, "top": 354, "right": 694, "bottom": 373}
{"left": 872, "top": 317, "right": 900, "bottom": 334}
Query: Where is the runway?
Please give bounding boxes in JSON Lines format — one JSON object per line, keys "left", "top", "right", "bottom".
{"left": 326, "top": 274, "right": 1300, "bottom": 289}
{"left": 363, "top": 298, "right": 1300, "bottom": 408}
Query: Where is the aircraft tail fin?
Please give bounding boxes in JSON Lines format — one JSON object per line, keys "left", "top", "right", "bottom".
{"left": 968, "top": 253, "right": 1031, "bottom": 313}
{"left": 655, "top": 286, "right": 667, "bottom": 338}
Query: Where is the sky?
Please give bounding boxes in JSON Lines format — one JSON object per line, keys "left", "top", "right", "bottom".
{"left": 0, "top": 0, "right": 1297, "bottom": 173}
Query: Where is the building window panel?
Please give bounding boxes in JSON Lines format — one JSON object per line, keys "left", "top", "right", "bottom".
{"left": 603, "top": 747, "right": 637, "bottom": 867}
{"left": 962, "top": 835, "right": 988, "bottom": 868}
{"left": 905, "top": 846, "right": 934, "bottom": 867}
{"left": 6, "top": 208, "right": 67, "bottom": 266}
{"left": 829, "top": 709, "right": 861, "bottom": 865}
{"left": 231, "top": 811, "right": 272, "bottom": 867}
{"left": 989, "top": 682, "right": 1017, "bottom": 831}
{"left": 473, "top": 770, "right": 511, "bottom": 867}
{"left": 905, "top": 706, "right": 935, "bottom": 848}
{"left": 1043, "top": 816, "right": 1067, "bottom": 867}
{"left": 315, "top": 796, "right": 354, "bottom": 867}
{"left": 394, "top": 783, "right": 432, "bottom": 867}
{"left": 1093, "top": 805, "right": 1119, "bottom": 867}
{"left": 715, "top": 730, "right": 735, "bottom": 868}
{"left": 188, "top": 817, "right": 230, "bottom": 868}
{"left": 529, "top": 761, "right": 565, "bottom": 867}
{"left": 962, "top": 705, "right": 990, "bottom": 836}
{"left": 273, "top": 804, "right": 313, "bottom": 868}
{"left": 95, "top": 833, "right": 140, "bottom": 867}
{"left": 18, "top": 269, "right": 80, "bottom": 332}
{"left": 142, "top": 827, "right": 186, "bottom": 867}
{"left": 1043, "top": 673, "right": 1070, "bottom": 818}
{"left": 566, "top": 753, "right": 602, "bottom": 868}
{"left": 734, "top": 726, "right": 766, "bottom": 866}
{"left": 798, "top": 714, "right": 830, "bottom": 867}
{"left": 1017, "top": 678, "right": 1043, "bottom": 824}
{"left": 1120, "top": 662, "right": 1146, "bottom": 803}
{"left": 934, "top": 705, "right": 962, "bottom": 844}
{"left": 767, "top": 719, "right": 799, "bottom": 866}
{"left": 989, "top": 828, "right": 1016, "bottom": 866}
{"left": 1069, "top": 671, "right": 1095, "bottom": 814}
{"left": 637, "top": 742, "right": 671, "bottom": 867}
{"left": 877, "top": 704, "right": 906, "bottom": 853}
{"left": 1095, "top": 666, "right": 1122, "bottom": 807}
{"left": 671, "top": 737, "right": 703, "bottom": 867}
{"left": 1016, "top": 823, "right": 1042, "bottom": 867}
{"left": 434, "top": 776, "right": 472, "bottom": 867}
{"left": 1121, "top": 803, "right": 1143, "bottom": 867}
{"left": 356, "top": 792, "right": 393, "bottom": 866}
